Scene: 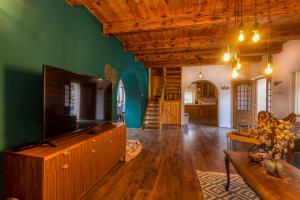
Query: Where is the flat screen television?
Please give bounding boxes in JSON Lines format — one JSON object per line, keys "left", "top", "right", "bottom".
{"left": 43, "top": 65, "right": 112, "bottom": 142}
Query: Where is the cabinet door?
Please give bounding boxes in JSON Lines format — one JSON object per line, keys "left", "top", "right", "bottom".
{"left": 102, "top": 131, "right": 113, "bottom": 174}
{"left": 44, "top": 146, "right": 84, "bottom": 200}
{"left": 110, "top": 126, "right": 126, "bottom": 165}
{"left": 82, "top": 137, "right": 101, "bottom": 190}
{"left": 95, "top": 133, "right": 105, "bottom": 180}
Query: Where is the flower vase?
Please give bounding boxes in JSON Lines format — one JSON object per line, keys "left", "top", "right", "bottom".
{"left": 264, "top": 159, "right": 284, "bottom": 177}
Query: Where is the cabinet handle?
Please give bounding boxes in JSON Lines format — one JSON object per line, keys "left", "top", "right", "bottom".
{"left": 62, "top": 164, "right": 69, "bottom": 169}
{"left": 63, "top": 152, "right": 70, "bottom": 156}
{"left": 91, "top": 149, "right": 96, "bottom": 153}
{"left": 92, "top": 139, "right": 96, "bottom": 142}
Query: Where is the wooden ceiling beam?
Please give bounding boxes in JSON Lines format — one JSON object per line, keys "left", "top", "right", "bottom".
{"left": 144, "top": 55, "right": 263, "bottom": 68}
{"left": 102, "top": 3, "right": 300, "bottom": 35}
{"left": 135, "top": 41, "right": 284, "bottom": 59}
{"left": 124, "top": 31, "right": 300, "bottom": 52}
{"left": 66, "top": 0, "right": 84, "bottom": 6}
{"left": 137, "top": 52, "right": 267, "bottom": 63}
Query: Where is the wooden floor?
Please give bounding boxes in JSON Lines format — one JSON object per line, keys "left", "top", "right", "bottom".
{"left": 81, "top": 124, "right": 241, "bottom": 200}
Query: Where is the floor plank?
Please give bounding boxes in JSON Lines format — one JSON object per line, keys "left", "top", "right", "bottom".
{"left": 81, "top": 124, "right": 238, "bottom": 200}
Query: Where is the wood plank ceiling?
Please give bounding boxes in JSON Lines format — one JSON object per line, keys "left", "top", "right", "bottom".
{"left": 67, "top": 0, "right": 300, "bottom": 67}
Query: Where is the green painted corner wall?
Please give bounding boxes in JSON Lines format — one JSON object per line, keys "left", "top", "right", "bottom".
{"left": 0, "top": 0, "right": 148, "bottom": 196}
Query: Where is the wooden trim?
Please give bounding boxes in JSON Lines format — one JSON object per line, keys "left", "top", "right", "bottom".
{"left": 291, "top": 71, "right": 297, "bottom": 115}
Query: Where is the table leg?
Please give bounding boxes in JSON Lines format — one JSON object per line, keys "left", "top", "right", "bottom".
{"left": 225, "top": 155, "right": 230, "bottom": 191}
{"left": 227, "top": 138, "right": 229, "bottom": 150}
{"left": 233, "top": 140, "right": 236, "bottom": 151}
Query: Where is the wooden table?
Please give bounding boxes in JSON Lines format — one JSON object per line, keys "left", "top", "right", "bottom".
{"left": 226, "top": 132, "right": 260, "bottom": 151}
{"left": 224, "top": 150, "right": 300, "bottom": 200}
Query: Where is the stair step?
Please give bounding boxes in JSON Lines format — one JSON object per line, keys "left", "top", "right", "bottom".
{"left": 148, "top": 106, "right": 159, "bottom": 109}
{"left": 144, "top": 123, "right": 159, "bottom": 127}
{"left": 146, "top": 113, "right": 159, "bottom": 116}
{"left": 145, "top": 118, "right": 159, "bottom": 121}
{"left": 148, "top": 105, "right": 159, "bottom": 108}
{"left": 149, "top": 99, "right": 159, "bottom": 102}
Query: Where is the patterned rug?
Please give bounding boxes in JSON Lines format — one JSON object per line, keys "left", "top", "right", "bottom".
{"left": 197, "top": 171, "right": 259, "bottom": 200}
{"left": 125, "top": 140, "right": 142, "bottom": 162}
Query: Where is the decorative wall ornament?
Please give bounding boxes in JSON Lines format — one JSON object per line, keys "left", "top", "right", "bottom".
{"left": 104, "top": 64, "right": 118, "bottom": 88}
{"left": 273, "top": 81, "right": 282, "bottom": 86}
{"left": 221, "top": 85, "right": 230, "bottom": 90}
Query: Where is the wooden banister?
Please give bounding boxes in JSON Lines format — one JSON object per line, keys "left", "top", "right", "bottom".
{"left": 158, "top": 84, "right": 165, "bottom": 129}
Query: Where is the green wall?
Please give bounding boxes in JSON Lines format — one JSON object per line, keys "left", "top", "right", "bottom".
{"left": 0, "top": 0, "right": 148, "bottom": 196}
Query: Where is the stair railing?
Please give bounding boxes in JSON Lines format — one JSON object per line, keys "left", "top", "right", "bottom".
{"left": 158, "top": 83, "right": 165, "bottom": 130}
{"left": 142, "top": 98, "right": 148, "bottom": 129}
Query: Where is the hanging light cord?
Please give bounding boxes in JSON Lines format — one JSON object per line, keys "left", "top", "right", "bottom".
{"left": 240, "top": 0, "right": 243, "bottom": 24}
{"left": 234, "top": 0, "right": 238, "bottom": 53}
{"left": 254, "top": 0, "right": 257, "bottom": 23}
{"left": 225, "top": 0, "right": 228, "bottom": 41}
{"left": 268, "top": 0, "right": 271, "bottom": 56}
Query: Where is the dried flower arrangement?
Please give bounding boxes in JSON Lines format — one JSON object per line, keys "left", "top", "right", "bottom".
{"left": 249, "top": 112, "right": 298, "bottom": 176}
{"left": 249, "top": 112, "right": 297, "bottom": 161}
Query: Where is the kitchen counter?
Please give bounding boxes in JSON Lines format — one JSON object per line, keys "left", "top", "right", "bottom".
{"left": 184, "top": 104, "right": 218, "bottom": 126}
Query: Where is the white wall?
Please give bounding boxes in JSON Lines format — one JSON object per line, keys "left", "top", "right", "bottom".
{"left": 181, "top": 40, "right": 300, "bottom": 127}
{"left": 246, "top": 40, "right": 300, "bottom": 118}
{"left": 271, "top": 41, "right": 300, "bottom": 118}
{"left": 182, "top": 65, "right": 232, "bottom": 128}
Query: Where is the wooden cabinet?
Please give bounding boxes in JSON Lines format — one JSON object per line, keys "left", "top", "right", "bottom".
{"left": 184, "top": 104, "right": 218, "bottom": 126}
{"left": 44, "top": 145, "right": 85, "bottom": 200}
{"left": 162, "top": 101, "right": 181, "bottom": 125}
{"left": 3, "top": 124, "right": 126, "bottom": 200}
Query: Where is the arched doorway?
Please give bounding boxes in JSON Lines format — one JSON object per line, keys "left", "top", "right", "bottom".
{"left": 117, "top": 80, "right": 125, "bottom": 122}
{"left": 184, "top": 80, "right": 219, "bottom": 126}
{"left": 120, "top": 69, "right": 143, "bottom": 128}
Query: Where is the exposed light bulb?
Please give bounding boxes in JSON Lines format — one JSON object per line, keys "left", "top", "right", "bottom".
{"left": 232, "top": 68, "right": 239, "bottom": 79}
{"left": 223, "top": 52, "right": 231, "bottom": 62}
{"left": 236, "top": 60, "right": 242, "bottom": 70}
{"left": 198, "top": 72, "right": 203, "bottom": 79}
{"left": 223, "top": 46, "right": 231, "bottom": 62}
{"left": 265, "top": 62, "right": 273, "bottom": 75}
{"left": 238, "top": 30, "right": 245, "bottom": 42}
{"left": 252, "top": 30, "right": 260, "bottom": 43}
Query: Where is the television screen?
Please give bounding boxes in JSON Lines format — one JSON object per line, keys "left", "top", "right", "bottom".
{"left": 43, "top": 65, "right": 112, "bottom": 141}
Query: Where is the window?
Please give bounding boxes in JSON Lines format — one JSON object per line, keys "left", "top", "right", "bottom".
{"left": 237, "top": 84, "right": 252, "bottom": 111}
{"left": 293, "top": 71, "right": 300, "bottom": 115}
{"left": 257, "top": 78, "right": 267, "bottom": 113}
{"left": 184, "top": 91, "right": 193, "bottom": 104}
{"left": 256, "top": 77, "right": 272, "bottom": 113}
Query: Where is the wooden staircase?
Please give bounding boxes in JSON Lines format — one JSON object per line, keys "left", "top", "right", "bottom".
{"left": 164, "top": 68, "right": 181, "bottom": 100}
{"left": 143, "top": 99, "right": 160, "bottom": 129}
{"left": 143, "top": 67, "right": 182, "bottom": 129}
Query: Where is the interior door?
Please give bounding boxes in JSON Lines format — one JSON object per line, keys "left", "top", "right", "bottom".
{"left": 233, "top": 80, "right": 254, "bottom": 129}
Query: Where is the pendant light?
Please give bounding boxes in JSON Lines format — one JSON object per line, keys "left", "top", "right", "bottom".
{"left": 223, "top": 0, "right": 231, "bottom": 62}
{"left": 232, "top": 68, "right": 239, "bottom": 79}
{"left": 252, "top": 0, "right": 261, "bottom": 43}
{"left": 223, "top": 48, "right": 231, "bottom": 62}
{"left": 264, "top": 0, "right": 273, "bottom": 75}
{"left": 234, "top": 52, "right": 242, "bottom": 70}
{"left": 236, "top": 59, "right": 242, "bottom": 70}
{"left": 232, "top": 0, "right": 240, "bottom": 79}
{"left": 238, "top": 0, "right": 245, "bottom": 42}
{"left": 198, "top": 65, "right": 203, "bottom": 79}
{"left": 232, "top": 59, "right": 239, "bottom": 79}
